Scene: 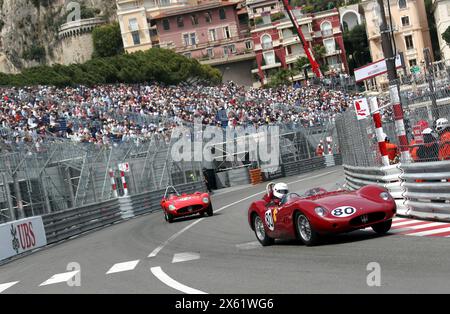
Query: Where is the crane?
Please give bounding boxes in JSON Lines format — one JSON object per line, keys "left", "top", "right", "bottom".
{"left": 280, "top": 0, "right": 323, "bottom": 78}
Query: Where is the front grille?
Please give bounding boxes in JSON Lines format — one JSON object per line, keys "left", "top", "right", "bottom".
{"left": 350, "top": 212, "right": 386, "bottom": 226}
{"left": 177, "top": 205, "right": 204, "bottom": 214}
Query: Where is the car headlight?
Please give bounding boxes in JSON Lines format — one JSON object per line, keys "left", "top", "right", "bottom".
{"left": 380, "top": 192, "right": 391, "bottom": 201}
{"left": 202, "top": 197, "right": 209, "bottom": 204}
{"left": 314, "top": 207, "right": 327, "bottom": 217}
{"left": 168, "top": 204, "right": 176, "bottom": 211}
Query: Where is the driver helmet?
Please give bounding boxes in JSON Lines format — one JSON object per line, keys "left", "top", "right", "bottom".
{"left": 273, "top": 182, "right": 289, "bottom": 200}
{"left": 436, "top": 118, "right": 450, "bottom": 133}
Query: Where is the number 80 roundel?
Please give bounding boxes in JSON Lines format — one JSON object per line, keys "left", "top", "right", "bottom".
{"left": 331, "top": 206, "right": 356, "bottom": 218}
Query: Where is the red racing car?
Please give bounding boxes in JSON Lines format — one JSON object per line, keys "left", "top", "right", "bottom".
{"left": 161, "top": 186, "right": 213, "bottom": 223}
{"left": 248, "top": 183, "right": 396, "bottom": 246}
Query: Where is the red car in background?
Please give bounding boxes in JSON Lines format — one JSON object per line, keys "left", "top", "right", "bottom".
{"left": 248, "top": 183, "right": 396, "bottom": 246}
{"left": 161, "top": 186, "right": 213, "bottom": 223}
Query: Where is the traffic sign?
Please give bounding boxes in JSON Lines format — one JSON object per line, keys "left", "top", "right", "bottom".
{"left": 354, "top": 55, "right": 403, "bottom": 82}
{"left": 118, "top": 163, "right": 130, "bottom": 173}
{"left": 411, "top": 65, "right": 420, "bottom": 74}
{"left": 354, "top": 98, "right": 370, "bottom": 120}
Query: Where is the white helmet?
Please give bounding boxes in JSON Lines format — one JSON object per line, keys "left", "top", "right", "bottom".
{"left": 436, "top": 118, "right": 450, "bottom": 133}
{"left": 422, "top": 128, "right": 433, "bottom": 135}
{"left": 273, "top": 182, "right": 289, "bottom": 199}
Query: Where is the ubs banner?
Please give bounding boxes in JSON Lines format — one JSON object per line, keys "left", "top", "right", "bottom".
{"left": 0, "top": 216, "right": 47, "bottom": 261}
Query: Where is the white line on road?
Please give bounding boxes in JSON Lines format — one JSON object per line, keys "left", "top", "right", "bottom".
{"left": 0, "top": 281, "right": 19, "bottom": 293}
{"left": 150, "top": 266, "right": 207, "bottom": 294}
{"left": 106, "top": 260, "right": 140, "bottom": 274}
{"left": 407, "top": 226, "right": 450, "bottom": 237}
{"left": 172, "top": 253, "right": 200, "bottom": 264}
{"left": 148, "top": 170, "right": 339, "bottom": 258}
{"left": 236, "top": 241, "right": 262, "bottom": 250}
{"left": 39, "top": 270, "right": 79, "bottom": 286}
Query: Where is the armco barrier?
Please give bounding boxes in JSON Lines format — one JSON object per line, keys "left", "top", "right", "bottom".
{"left": 42, "top": 199, "right": 122, "bottom": 244}
{"left": 283, "top": 157, "right": 326, "bottom": 177}
{"left": 344, "top": 164, "right": 406, "bottom": 214}
{"left": 401, "top": 160, "right": 450, "bottom": 221}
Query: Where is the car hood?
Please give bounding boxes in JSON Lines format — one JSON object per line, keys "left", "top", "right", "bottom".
{"left": 169, "top": 194, "right": 206, "bottom": 207}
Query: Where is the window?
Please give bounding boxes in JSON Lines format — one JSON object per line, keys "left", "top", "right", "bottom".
{"left": 177, "top": 16, "right": 184, "bottom": 28}
{"left": 263, "top": 51, "right": 276, "bottom": 65}
{"left": 129, "top": 18, "right": 139, "bottom": 31}
{"left": 261, "top": 34, "right": 272, "bottom": 50}
{"left": 183, "top": 52, "right": 191, "bottom": 58}
{"left": 209, "top": 29, "right": 217, "bottom": 41}
{"left": 223, "top": 26, "right": 231, "bottom": 39}
{"left": 219, "top": 8, "right": 226, "bottom": 20}
{"left": 245, "top": 40, "right": 253, "bottom": 50}
{"left": 401, "top": 16, "right": 410, "bottom": 27}
{"left": 207, "top": 48, "right": 214, "bottom": 58}
{"left": 205, "top": 12, "right": 212, "bottom": 23}
{"left": 191, "top": 14, "right": 198, "bottom": 25}
{"left": 162, "top": 18, "right": 170, "bottom": 30}
{"left": 409, "top": 59, "right": 417, "bottom": 67}
{"left": 190, "top": 33, "right": 196, "bottom": 45}
{"left": 160, "top": 0, "right": 170, "bottom": 5}
{"left": 132, "top": 31, "right": 140, "bottom": 45}
{"left": 286, "top": 46, "right": 292, "bottom": 55}
{"left": 447, "top": 3, "right": 450, "bottom": 16}
{"left": 399, "top": 0, "right": 407, "bottom": 9}
{"left": 405, "top": 35, "right": 414, "bottom": 50}
{"left": 321, "top": 21, "right": 332, "bottom": 36}
{"left": 324, "top": 38, "right": 336, "bottom": 54}
{"left": 183, "top": 33, "right": 190, "bottom": 46}
{"left": 224, "top": 44, "right": 236, "bottom": 55}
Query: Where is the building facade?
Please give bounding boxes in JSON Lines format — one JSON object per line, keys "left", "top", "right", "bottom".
{"left": 246, "top": 0, "right": 348, "bottom": 87}
{"left": 433, "top": 0, "right": 450, "bottom": 61}
{"left": 361, "top": 0, "right": 433, "bottom": 88}
{"left": 339, "top": 3, "right": 363, "bottom": 32}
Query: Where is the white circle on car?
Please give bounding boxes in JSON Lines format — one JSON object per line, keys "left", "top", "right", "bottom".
{"left": 331, "top": 206, "right": 357, "bottom": 217}
{"left": 264, "top": 209, "right": 275, "bottom": 231}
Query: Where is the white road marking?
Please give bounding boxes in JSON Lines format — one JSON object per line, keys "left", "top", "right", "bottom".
{"left": 392, "top": 220, "right": 444, "bottom": 227}
{"left": 106, "top": 260, "right": 140, "bottom": 274}
{"left": 148, "top": 170, "right": 339, "bottom": 258}
{"left": 39, "top": 270, "right": 79, "bottom": 286}
{"left": 0, "top": 281, "right": 19, "bottom": 293}
{"left": 236, "top": 241, "right": 262, "bottom": 250}
{"left": 150, "top": 266, "right": 207, "bottom": 294}
{"left": 172, "top": 252, "right": 200, "bottom": 264}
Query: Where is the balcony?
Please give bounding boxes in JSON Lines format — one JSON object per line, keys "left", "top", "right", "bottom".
{"left": 321, "top": 29, "right": 333, "bottom": 37}
{"left": 405, "top": 48, "right": 417, "bottom": 57}
{"left": 286, "top": 53, "right": 306, "bottom": 64}
{"left": 199, "top": 51, "right": 256, "bottom": 66}
{"left": 261, "top": 42, "right": 273, "bottom": 50}
{"left": 282, "top": 35, "right": 312, "bottom": 46}
{"left": 324, "top": 49, "right": 342, "bottom": 57}
{"left": 251, "top": 62, "right": 282, "bottom": 73}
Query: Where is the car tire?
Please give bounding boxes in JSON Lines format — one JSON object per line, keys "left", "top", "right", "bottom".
{"left": 253, "top": 214, "right": 274, "bottom": 246}
{"left": 371, "top": 219, "right": 392, "bottom": 234}
{"left": 164, "top": 212, "right": 174, "bottom": 223}
{"left": 294, "top": 212, "right": 319, "bottom": 246}
{"left": 206, "top": 204, "right": 214, "bottom": 217}
{"left": 199, "top": 211, "right": 205, "bottom": 217}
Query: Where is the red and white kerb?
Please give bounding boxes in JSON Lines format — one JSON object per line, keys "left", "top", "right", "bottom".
{"left": 109, "top": 169, "right": 118, "bottom": 198}
{"left": 369, "top": 97, "right": 390, "bottom": 166}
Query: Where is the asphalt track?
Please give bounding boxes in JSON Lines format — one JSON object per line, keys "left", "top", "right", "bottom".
{"left": 1, "top": 166, "right": 450, "bottom": 294}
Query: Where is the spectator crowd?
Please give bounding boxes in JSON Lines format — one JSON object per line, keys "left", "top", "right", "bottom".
{"left": 0, "top": 82, "right": 356, "bottom": 149}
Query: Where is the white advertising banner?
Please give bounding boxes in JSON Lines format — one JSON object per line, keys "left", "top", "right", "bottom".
{"left": 354, "top": 55, "right": 402, "bottom": 82}
{"left": 0, "top": 216, "right": 47, "bottom": 261}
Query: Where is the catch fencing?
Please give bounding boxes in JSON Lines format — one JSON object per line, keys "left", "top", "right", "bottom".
{"left": 337, "top": 85, "right": 450, "bottom": 220}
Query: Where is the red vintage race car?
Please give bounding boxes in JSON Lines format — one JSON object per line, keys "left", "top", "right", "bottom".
{"left": 161, "top": 186, "right": 213, "bottom": 223}
{"left": 248, "top": 183, "right": 396, "bottom": 246}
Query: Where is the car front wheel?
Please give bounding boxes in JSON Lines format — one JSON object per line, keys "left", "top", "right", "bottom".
{"left": 164, "top": 212, "right": 174, "bottom": 223}
{"left": 372, "top": 219, "right": 392, "bottom": 234}
{"left": 295, "top": 212, "right": 319, "bottom": 246}
{"left": 206, "top": 204, "right": 213, "bottom": 217}
{"left": 253, "top": 214, "right": 274, "bottom": 246}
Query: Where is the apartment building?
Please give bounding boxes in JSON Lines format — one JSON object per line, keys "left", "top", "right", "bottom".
{"left": 433, "top": 0, "right": 450, "bottom": 61}
{"left": 117, "top": 0, "right": 254, "bottom": 85}
{"left": 246, "top": 0, "right": 348, "bottom": 87}
{"left": 361, "top": 0, "right": 433, "bottom": 88}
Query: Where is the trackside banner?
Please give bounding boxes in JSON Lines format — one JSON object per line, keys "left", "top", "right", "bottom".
{"left": 0, "top": 216, "right": 47, "bottom": 261}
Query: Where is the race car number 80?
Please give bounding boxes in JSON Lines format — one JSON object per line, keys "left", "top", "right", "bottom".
{"left": 331, "top": 206, "right": 356, "bottom": 217}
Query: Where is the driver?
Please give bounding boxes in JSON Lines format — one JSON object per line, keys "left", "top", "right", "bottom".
{"left": 264, "top": 182, "right": 289, "bottom": 205}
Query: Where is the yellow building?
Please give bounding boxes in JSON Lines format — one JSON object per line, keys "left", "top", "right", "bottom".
{"left": 361, "top": 0, "right": 433, "bottom": 89}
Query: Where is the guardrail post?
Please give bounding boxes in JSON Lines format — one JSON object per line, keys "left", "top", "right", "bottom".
{"left": 3, "top": 172, "right": 15, "bottom": 221}
{"left": 118, "top": 196, "right": 135, "bottom": 219}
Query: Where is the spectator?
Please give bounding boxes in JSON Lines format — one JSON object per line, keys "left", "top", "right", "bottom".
{"left": 436, "top": 118, "right": 450, "bottom": 161}
{"left": 417, "top": 128, "right": 439, "bottom": 162}
{"left": 385, "top": 136, "right": 399, "bottom": 164}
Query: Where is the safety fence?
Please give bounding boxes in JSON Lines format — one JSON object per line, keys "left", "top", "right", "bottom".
{"left": 283, "top": 157, "right": 326, "bottom": 177}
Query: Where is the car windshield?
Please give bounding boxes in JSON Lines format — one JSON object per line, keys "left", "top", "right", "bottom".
{"left": 303, "top": 188, "right": 327, "bottom": 197}
{"left": 164, "top": 186, "right": 180, "bottom": 199}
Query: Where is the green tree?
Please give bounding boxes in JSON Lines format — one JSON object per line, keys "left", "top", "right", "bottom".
{"left": 343, "top": 24, "right": 372, "bottom": 74}
{"left": 92, "top": 23, "right": 124, "bottom": 58}
{"left": 266, "top": 68, "right": 293, "bottom": 88}
{"left": 425, "top": 0, "right": 441, "bottom": 60}
{"left": 294, "top": 56, "right": 310, "bottom": 72}
{"left": 443, "top": 26, "right": 450, "bottom": 46}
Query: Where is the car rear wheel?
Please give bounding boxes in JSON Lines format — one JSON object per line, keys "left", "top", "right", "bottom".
{"left": 253, "top": 214, "right": 274, "bottom": 246}
{"left": 295, "top": 212, "right": 319, "bottom": 246}
{"left": 164, "top": 212, "right": 174, "bottom": 223}
{"left": 372, "top": 219, "right": 392, "bottom": 234}
{"left": 206, "top": 204, "right": 214, "bottom": 217}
